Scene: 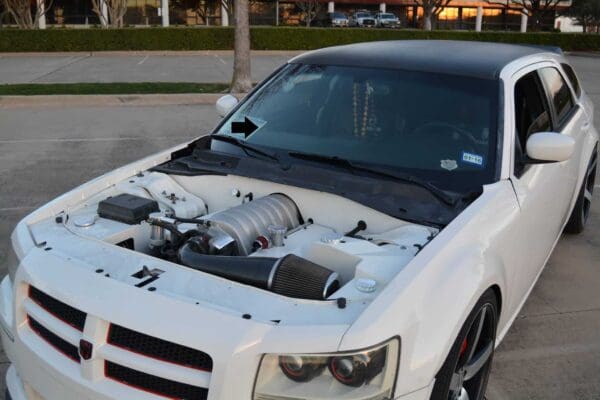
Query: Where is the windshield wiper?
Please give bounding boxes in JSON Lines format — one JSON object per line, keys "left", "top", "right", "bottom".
{"left": 210, "top": 134, "right": 281, "bottom": 163}
{"left": 288, "top": 151, "right": 458, "bottom": 206}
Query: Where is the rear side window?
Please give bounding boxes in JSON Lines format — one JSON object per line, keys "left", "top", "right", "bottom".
{"left": 538, "top": 67, "right": 575, "bottom": 124}
{"left": 561, "top": 63, "right": 581, "bottom": 98}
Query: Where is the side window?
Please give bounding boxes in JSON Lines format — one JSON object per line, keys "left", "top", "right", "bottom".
{"left": 561, "top": 63, "right": 581, "bottom": 98}
{"left": 538, "top": 67, "right": 575, "bottom": 125}
{"left": 513, "top": 71, "right": 553, "bottom": 176}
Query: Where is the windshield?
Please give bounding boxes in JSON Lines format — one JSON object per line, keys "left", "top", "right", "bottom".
{"left": 356, "top": 13, "right": 371, "bottom": 18}
{"left": 381, "top": 13, "right": 395, "bottom": 18}
{"left": 215, "top": 64, "right": 499, "bottom": 193}
{"left": 332, "top": 12, "right": 346, "bottom": 18}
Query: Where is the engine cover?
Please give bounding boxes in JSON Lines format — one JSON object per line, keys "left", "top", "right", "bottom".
{"left": 205, "top": 194, "right": 300, "bottom": 255}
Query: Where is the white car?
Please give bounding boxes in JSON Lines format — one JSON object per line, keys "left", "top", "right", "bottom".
{"left": 349, "top": 11, "right": 376, "bottom": 27}
{"left": 2, "top": 40, "right": 598, "bottom": 400}
{"left": 375, "top": 12, "right": 400, "bottom": 28}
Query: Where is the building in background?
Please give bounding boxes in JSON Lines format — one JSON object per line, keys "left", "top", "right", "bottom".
{"left": 0, "top": 0, "right": 568, "bottom": 30}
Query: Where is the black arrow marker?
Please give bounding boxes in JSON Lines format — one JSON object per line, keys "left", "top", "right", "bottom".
{"left": 231, "top": 117, "right": 258, "bottom": 138}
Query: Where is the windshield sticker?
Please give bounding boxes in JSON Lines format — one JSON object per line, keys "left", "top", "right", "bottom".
{"left": 230, "top": 116, "right": 266, "bottom": 138}
{"left": 440, "top": 159, "right": 458, "bottom": 171}
{"left": 461, "top": 152, "right": 485, "bottom": 168}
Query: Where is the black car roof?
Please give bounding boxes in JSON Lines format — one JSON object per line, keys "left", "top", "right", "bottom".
{"left": 289, "top": 40, "right": 562, "bottom": 79}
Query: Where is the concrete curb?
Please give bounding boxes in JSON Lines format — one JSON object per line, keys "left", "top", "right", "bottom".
{"left": 0, "top": 50, "right": 305, "bottom": 57}
{"left": 0, "top": 93, "right": 245, "bottom": 109}
{"left": 566, "top": 51, "right": 600, "bottom": 58}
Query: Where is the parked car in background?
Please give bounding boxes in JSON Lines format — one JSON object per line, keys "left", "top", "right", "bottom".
{"left": 375, "top": 12, "right": 400, "bottom": 27}
{"left": 349, "top": 11, "right": 376, "bottom": 27}
{"left": 317, "top": 11, "right": 349, "bottom": 27}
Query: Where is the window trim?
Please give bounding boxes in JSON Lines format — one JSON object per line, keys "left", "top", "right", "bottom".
{"left": 560, "top": 63, "right": 582, "bottom": 99}
{"left": 536, "top": 66, "right": 577, "bottom": 132}
{"left": 512, "top": 70, "right": 554, "bottom": 178}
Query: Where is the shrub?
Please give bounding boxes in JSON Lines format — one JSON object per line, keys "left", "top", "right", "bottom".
{"left": 1, "top": 26, "right": 599, "bottom": 52}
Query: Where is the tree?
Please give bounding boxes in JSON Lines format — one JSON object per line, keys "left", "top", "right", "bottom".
{"left": 296, "top": 0, "right": 321, "bottom": 27}
{"left": 562, "top": 0, "right": 600, "bottom": 32}
{"left": 2, "top": 0, "right": 53, "bottom": 28}
{"left": 415, "top": 0, "right": 452, "bottom": 30}
{"left": 231, "top": 0, "right": 252, "bottom": 92}
{"left": 91, "top": 0, "right": 128, "bottom": 28}
{"left": 487, "top": 0, "right": 564, "bottom": 30}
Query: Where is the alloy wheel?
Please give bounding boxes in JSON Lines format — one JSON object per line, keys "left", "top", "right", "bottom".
{"left": 448, "top": 304, "right": 496, "bottom": 400}
{"left": 582, "top": 153, "right": 597, "bottom": 223}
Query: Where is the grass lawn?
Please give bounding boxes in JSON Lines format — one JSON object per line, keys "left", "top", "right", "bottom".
{"left": 0, "top": 82, "right": 230, "bottom": 96}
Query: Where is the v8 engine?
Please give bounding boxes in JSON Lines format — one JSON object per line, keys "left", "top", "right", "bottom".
{"left": 99, "top": 192, "right": 340, "bottom": 300}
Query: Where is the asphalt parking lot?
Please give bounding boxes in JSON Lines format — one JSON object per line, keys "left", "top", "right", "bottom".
{"left": 0, "top": 53, "right": 599, "bottom": 399}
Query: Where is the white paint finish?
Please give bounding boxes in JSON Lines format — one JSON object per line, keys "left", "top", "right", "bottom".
{"left": 526, "top": 132, "right": 575, "bottom": 162}
{"left": 161, "top": 0, "right": 170, "bottom": 27}
{"left": 1, "top": 51, "right": 598, "bottom": 400}
{"left": 475, "top": 6, "right": 482, "bottom": 32}
{"left": 221, "top": 2, "right": 229, "bottom": 26}
{"left": 215, "top": 94, "right": 239, "bottom": 117}
{"left": 328, "top": 1, "right": 335, "bottom": 13}
{"left": 521, "top": 9, "right": 528, "bottom": 32}
{"left": 380, "top": 3, "right": 386, "bottom": 12}
{"left": 37, "top": 0, "right": 46, "bottom": 29}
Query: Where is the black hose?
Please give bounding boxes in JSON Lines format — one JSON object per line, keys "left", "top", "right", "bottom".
{"left": 178, "top": 242, "right": 277, "bottom": 289}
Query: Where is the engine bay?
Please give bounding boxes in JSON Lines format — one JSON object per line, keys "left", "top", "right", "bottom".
{"left": 55, "top": 171, "right": 438, "bottom": 306}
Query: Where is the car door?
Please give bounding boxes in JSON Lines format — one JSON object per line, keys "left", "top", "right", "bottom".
{"left": 507, "top": 63, "right": 584, "bottom": 307}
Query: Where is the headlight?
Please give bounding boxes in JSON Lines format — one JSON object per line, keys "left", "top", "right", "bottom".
{"left": 5, "top": 242, "right": 19, "bottom": 283}
{"left": 253, "top": 338, "right": 399, "bottom": 400}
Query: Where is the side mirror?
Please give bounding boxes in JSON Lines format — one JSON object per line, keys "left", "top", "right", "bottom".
{"left": 216, "top": 94, "right": 239, "bottom": 118}
{"left": 525, "top": 132, "right": 575, "bottom": 163}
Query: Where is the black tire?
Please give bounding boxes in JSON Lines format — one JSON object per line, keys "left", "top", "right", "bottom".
{"left": 565, "top": 149, "right": 597, "bottom": 234}
{"left": 430, "top": 289, "right": 499, "bottom": 400}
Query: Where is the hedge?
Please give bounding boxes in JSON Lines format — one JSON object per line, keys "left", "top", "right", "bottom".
{"left": 1, "top": 26, "right": 599, "bottom": 52}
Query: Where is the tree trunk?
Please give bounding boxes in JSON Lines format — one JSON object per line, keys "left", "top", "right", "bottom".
{"left": 423, "top": 11, "right": 432, "bottom": 30}
{"left": 231, "top": 0, "right": 252, "bottom": 93}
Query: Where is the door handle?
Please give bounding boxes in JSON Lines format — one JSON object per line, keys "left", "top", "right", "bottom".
{"left": 583, "top": 122, "right": 590, "bottom": 131}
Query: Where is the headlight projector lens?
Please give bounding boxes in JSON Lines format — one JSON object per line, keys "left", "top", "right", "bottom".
{"left": 279, "top": 356, "right": 326, "bottom": 382}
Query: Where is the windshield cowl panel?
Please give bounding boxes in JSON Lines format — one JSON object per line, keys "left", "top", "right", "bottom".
{"left": 156, "top": 142, "right": 468, "bottom": 227}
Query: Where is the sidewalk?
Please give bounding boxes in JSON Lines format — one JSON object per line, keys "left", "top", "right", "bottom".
{"left": 0, "top": 92, "right": 245, "bottom": 109}
{"left": 0, "top": 51, "right": 302, "bottom": 85}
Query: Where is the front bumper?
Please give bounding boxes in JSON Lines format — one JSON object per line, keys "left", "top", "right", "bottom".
{"left": 0, "top": 249, "right": 349, "bottom": 400}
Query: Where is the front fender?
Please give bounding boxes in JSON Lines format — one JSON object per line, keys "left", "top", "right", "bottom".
{"left": 339, "top": 181, "right": 517, "bottom": 396}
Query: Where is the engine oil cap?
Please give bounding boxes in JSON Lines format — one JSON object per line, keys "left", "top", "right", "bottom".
{"left": 355, "top": 278, "right": 377, "bottom": 293}
{"left": 73, "top": 214, "right": 97, "bottom": 228}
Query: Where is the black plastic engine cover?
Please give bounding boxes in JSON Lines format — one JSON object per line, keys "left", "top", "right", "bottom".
{"left": 98, "top": 194, "right": 159, "bottom": 225}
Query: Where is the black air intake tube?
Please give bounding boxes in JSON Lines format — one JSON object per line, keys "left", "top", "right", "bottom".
{"left": 178, "top": 241, "right": 339, "bottom": 300}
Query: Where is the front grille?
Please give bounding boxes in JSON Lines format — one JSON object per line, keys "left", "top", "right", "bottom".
{"left": 28, "top": 316, "right": 80, "bottom": 363}
{"left": 108, "top": 324, "right": 213, "bottom": 372}
{"left": 105, "top": 361, "right": 208, "bottom": 400}
{"left": 29, "top": 286, "right": 86, "bottom": 331}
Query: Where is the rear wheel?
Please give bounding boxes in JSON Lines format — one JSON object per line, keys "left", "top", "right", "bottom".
{"left": 430, "top": 289, "right": 498, "bottom": 400}
{"left": 565, "top": 150, "right": 597, "bottom": 234}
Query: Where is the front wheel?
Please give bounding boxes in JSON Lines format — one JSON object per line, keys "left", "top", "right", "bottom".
{"left": 430, "top": 289, "right": 498, "bottom": 400}
{"left": 565, "top": 149, "right": 597, "bottom": 234}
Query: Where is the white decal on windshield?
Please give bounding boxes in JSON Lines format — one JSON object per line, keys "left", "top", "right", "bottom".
{"left": 440, "top": 159, "right": 458, "bottom": 171}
